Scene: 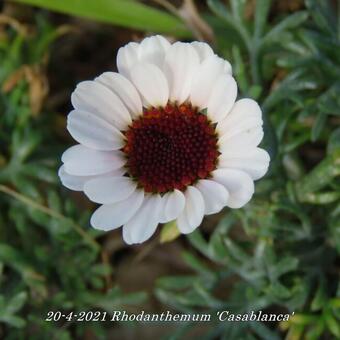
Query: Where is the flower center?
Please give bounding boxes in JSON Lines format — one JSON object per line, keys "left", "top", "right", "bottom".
{"left": 123, "top": 103, "right": 219, "bottom": 193}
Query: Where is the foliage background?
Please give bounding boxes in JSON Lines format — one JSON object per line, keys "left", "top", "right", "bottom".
{"left": 0, "top": 0, "right": 339, "bottom": 339}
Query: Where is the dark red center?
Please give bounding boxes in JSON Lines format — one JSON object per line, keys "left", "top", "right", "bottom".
{"left": 123, "top": 103, "right": 219, "bottom": 193}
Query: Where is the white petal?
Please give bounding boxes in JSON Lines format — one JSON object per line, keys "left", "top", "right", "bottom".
{"left": 190, "top": 41, "right": 214, "bottom": 61}
{"left": 219, "top": 117, "right": 262, "bottom": 141}
{"left": 116, "top": 42, "right": 140, "bottom": 78}
{"left": 58, "top": 165, "right": 124, "bottom": 191}
{"left": 61, "top": 145, "right": 125, "bottom": 176}
{"left": 90, "top": 190, "right": 144, "bottom": 231}
{"left": 212, "top": 168, "right": 255, "bottom": 208}
{"left": 71, "top": 81, "right": 131, "bottom": 130}
{"left": 84, "top": 176, "right": 136, "bottom": 204}
{"left": 219, "top": 126, "right": 264, "bottom": 152}
{"left": 207, "top": 74, "right": 237, "bottom": 123}
{"left": 67, "top": 110, "right": 125, "bottom": 151}
{"left": 177, "top": 186, "right": 205, "bottom": 234}
{"left": 160, "top": 189, "right": 186, "bottom": 223}
{"left": 222, "top": 58, "right": 232, "bottom": 74}
{"left": 58, "top": 165, "right": 91, "bottom": 191}
{"left": 138, "top": 35, "right": 171, "bottom": 69}
{"left": 217, "top": 98, "right": 262, "bottom": 135}
{"left": 190, "top": 55, "right": 231, "bottom": 110}
{"left": 196, "top": 179, "right": 229, "bottom": 215}
{"left": 130, "top": 63, "right": 169, "bottom": 108}
{"left": 122, "top": 194, "right": 163, "bottom": 244}
{"left": 95, "top": 72, "right": 142, "bottom": 119}
{"left": 163, "top": 42, "right": 200, "bottom": 104}
{"left": 219, "top": 147, "right": 270, "bottom": 180}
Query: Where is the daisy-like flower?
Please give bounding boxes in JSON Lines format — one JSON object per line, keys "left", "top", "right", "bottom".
{"left": 59, "top": 35, "right": 270, "bottom": 245}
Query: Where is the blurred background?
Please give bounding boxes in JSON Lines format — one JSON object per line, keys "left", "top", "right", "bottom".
{"left": 0, "top": 0, "right": 339, "bottom": 339}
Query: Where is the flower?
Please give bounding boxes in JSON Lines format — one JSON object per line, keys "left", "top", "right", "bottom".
{"left": 59, "top": 35, "right": 270, "bottom": 245}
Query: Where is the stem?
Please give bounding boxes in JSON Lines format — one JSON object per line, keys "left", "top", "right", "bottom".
{"left": 0, "top": 184, "right": 100, "bottom": 250}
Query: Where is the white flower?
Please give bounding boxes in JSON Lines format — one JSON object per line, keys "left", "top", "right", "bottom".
{"left": 59, "top": 35, "right": 270, "bottom": 245}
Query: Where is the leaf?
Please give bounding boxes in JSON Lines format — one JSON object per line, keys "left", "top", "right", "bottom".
{"left": 262, "top": 70, "right": 305, "bottom": 110}
{"left": 11, "top": 129, "right": 41, "bottom": 163}
{"left": 311, "top": 282, "right": 326, "bottom": 312}
{"left": 271, "top": 257, "right": 299, "bottom": 280}
{"left": 231, "top": 45, "right": 249, "bottom": 93}
{"left": 305, "top": 321, "right": 325, "bottom": 340}
{"left": 157, "top": 275, "right": 198, "bottom": 290}
{"left": 21, "top": 163, "right": 57, "bottom": 183}
{"left": 0, "top": 314, "right": 26, "bottom": 328}
{"left": 263, "top": 11, "right": 309, "bottom": 43}
{"left": 191, "top": 281, "right": 223, "bottom": 308}
{"left": 160, "top": 220, "right": 180, "bottom": 243}
{"left": 223, "top": 238, "right": 250, "bottom": 263}
{"left": 318, "top": 83, "right": 340, "bottom": 116}
{"left": 229, "top": 0, "right": 247, "bottom": 23}
{"left": 249, "top": 84, "right": 263, "bottom": 99}
{"left": 154, "top": 288, "right": 193, "bottom": 313}
{"left": 0, "top": 292, "right": 27, "bottom": 328}
{"left": 0, "top": 244, "right": 45, "bottom": 285}
{"left": 207, "top": 0, "right": 251, "bottom": 49}
{"left": 327, "top": 128, "right": 340, "bottom": 155}
{"left": 207, "top": 0, "right": 232, "bottom": 23}
{"left": 181, "top": 251, "right": 215, "bottom": 277}
{"left": 311, "top": 111, "right": 327, "bottom": 142}
{"left": 295, "top": 150, "right": 340, "bottom": 202}
{"left": 305, "top": 0, "right": 337, "bottom": 37}
{"left": 6, "top": 292, "right": 27, "bottom": 314}
{"left": 13, "top": 0, "right": 190, "bottom": 37}
{"left": 324, "top": 310, "right": 340, "bottom": 338}
{"left": 254, "top": 0, "right": 272, "bottom": 40}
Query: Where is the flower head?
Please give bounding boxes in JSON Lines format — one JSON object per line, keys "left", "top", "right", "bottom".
{"left": 59, "top": 35, "right": 270, "bottom": 244}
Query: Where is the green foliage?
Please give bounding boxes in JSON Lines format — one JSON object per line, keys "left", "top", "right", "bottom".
{"left": 1, "top": 0, "right": 339, "bottom": 339}
{"left": 0, "top": 15, "right": 146, "bottom": 338}
{"left": 0, "top": 292, "right": 27, "bottom": 328}
{"left": 12, "top": 0, "right": 191, "bottom": 37}
{"left": 156, "top": 0, "right": 340, "bottom": 338}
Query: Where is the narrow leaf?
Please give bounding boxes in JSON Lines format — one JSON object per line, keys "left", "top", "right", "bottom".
{"left": 13, "top": 0, "right": 190, "bottom": 37}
